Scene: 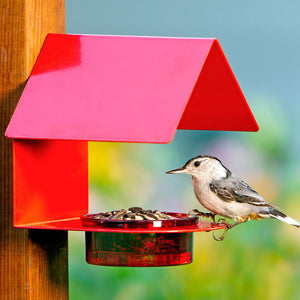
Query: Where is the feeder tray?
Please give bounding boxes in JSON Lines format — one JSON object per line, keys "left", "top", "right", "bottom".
{"left": 81, "top": 212, "right": 226, "bottom": 267}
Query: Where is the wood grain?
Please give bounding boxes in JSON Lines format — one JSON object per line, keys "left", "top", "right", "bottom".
{"left": 0, "top": 1, "right": 68, "bottom": 299}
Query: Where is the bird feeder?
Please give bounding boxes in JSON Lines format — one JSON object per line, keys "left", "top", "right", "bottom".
{"left": 6, "top": 33, "right": 258, "bottom": 266}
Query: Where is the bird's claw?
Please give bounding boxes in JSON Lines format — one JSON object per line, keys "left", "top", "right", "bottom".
{"left": 189, "top": 209, "right": 216, "bottom": 223}
{"left": 188, "top": 211, "right": 243, "bottom": 241}
{"left": 212, "top": 218, "right": 243, "bottom": 241}
{"left": 212, "top": 218, "right": 230, "bottom": 241}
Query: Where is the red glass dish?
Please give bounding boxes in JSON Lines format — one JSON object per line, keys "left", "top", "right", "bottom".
{"left": 83, "top": 212, "right": 202, "bottom": 266}
{"left": 85, "top": 231, "right": 194, "bottom": 267}
{"left": 80, "top": 212, "right": 198, "bottom": 229}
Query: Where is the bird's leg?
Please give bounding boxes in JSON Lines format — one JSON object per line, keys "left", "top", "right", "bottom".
{"left": 212, "top": 218, "right": 244, "bottom": 241}
{"left": 189, "top": 209, "right": 216, "bottom": 223}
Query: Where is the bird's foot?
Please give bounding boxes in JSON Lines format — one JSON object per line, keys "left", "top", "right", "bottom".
{"left": 189, "top": 209, "right": 216, "bottom": 223}
{"left": 212, "top": 218, "right": 243, "bottom": 241}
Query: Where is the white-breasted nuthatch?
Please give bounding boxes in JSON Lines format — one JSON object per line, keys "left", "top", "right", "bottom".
{"left": 167, "top": 155, "right": 299, "bottom": 241}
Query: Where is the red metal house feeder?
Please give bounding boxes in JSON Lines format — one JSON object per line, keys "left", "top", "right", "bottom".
{"left": 6, "top": 34, "right": 258, "bottom": 266}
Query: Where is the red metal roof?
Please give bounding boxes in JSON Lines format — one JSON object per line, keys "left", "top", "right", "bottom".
{"left": 6, "top": 34, "right": 258, "bottom": 143}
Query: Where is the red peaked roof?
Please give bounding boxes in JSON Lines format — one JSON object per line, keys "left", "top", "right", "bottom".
{"left": 6, "top": 34, "right": 258, "bottom": 143}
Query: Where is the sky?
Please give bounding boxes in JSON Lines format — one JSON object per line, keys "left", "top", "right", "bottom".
{"left": 66, "top": 0, "right": 300, "bottom": 104}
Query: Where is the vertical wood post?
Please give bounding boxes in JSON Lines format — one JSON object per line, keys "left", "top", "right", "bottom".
{"left": 0, "top": 1, "right": 68, "bottom": 299}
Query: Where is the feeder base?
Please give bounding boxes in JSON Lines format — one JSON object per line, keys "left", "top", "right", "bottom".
{"left": 86, "top": 232, "right": 193, "bottom": 267}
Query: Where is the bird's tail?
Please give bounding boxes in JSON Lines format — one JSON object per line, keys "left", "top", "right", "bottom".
{"left": 268, "top": 208, "right": 300, "bottom": 228}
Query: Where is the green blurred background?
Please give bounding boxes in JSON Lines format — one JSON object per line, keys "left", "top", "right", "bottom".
{"left": 65, "top": 1, "right": 300, "bottom": 299}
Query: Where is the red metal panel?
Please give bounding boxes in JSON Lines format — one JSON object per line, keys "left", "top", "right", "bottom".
{"left": 6, "top": 34, "right": 258, "bottom": 143}
{"left": 14, "top": 218, "right": 226, "bottom": 233}
{"left": 178, "top": 40, "right": 258, "bottom": 131}
{"left": 13, "top": 140, "right": 88, "bottom": 226}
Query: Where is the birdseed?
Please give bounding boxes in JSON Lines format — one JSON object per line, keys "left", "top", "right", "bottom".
{"left": 89, "top": 207, "right": 178, "bottom": 221}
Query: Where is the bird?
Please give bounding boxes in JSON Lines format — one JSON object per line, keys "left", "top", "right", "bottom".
{"left": 166, "top": 155, "right": 300, "bottom": 241}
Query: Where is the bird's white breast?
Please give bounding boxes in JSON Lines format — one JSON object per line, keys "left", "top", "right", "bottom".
{"left": 191, "top": 176, "right": 255, "bottom": 220}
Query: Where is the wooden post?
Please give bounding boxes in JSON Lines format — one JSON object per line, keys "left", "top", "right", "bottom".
{"left": 0, "top": 1, "right": 68, "bottom": 299}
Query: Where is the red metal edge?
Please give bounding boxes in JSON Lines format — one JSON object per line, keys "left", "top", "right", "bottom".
{"left": 14, "top": 217, "right": 226, "bottom": 233}
{"left": 178, "top": 39, "right": 259, "bottom": 132}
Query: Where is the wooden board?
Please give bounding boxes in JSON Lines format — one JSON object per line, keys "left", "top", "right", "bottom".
{"left": 0, "top": 1, "right": 68, "bottom": 299}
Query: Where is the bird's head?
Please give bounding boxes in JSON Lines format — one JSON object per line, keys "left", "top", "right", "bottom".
{"left": 166, "top": 155, "right": 230, "bottom": 180}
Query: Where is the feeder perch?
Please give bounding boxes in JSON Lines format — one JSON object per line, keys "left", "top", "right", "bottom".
{"left": 5, "top": 34, "right": 258, "bottom": 266}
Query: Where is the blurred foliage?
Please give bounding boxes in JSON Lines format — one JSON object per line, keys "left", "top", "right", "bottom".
{"left": 243, "top": 95, "right": 289, "bottom": 163}
{"left": 70, "top": 94, "right": 300, "bottom": 299}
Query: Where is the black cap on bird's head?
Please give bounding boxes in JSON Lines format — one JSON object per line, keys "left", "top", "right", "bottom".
{"left": 166, "top": 155, "right": 231, "bottom": 178}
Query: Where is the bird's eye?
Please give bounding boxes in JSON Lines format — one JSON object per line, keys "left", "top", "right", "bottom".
{"left": 194, "top": 161, "right": 200, "bottom": 167}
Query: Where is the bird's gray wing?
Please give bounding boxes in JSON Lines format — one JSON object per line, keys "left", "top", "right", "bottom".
{"left": 209, "top": 176, "right": 277, "bottom": 208}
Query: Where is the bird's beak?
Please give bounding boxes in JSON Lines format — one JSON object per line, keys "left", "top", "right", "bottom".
{"left": 166, "top": 167, "right": 188, "bottom": 174}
